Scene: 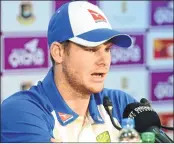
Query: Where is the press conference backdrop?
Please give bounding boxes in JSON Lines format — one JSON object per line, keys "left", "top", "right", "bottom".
{"left": 0, "top": 0, "right": 173, "bottom": 139}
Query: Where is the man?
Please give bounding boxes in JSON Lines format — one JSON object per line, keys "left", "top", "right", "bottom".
{"left": 1, "top": 1, "right": 137, "bottom": 142}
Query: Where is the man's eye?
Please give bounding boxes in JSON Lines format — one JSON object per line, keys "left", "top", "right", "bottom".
{"left": 87, "top": 49, "right": 96, "bottom": 52}
{"left": 105, "top": 48, "right": 111, "bottom": 52}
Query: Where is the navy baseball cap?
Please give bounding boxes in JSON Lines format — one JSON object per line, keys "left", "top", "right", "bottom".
{"left": 48, "top": 1, "right": 132, "bottom": 48}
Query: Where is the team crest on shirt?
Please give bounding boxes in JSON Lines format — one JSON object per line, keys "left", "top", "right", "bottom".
{"left": 58, "top": 112, "right": 73, "bottom": 123}
{"left": 96, "top": 131, "right": 111, "bottom": 142}
{"left": 88, "top": 9, "right": 107, "bottom": 23}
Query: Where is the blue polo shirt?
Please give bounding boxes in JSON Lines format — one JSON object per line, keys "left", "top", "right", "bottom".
{"left": 1, "top": 68, "right": 136, "bottom": 142}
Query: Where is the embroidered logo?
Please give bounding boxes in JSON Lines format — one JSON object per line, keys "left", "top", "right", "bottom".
{"left": 96, "top": 131, "right": 111, "bottom": 142}
{"left": 88, "top": 9, "right": 106, "bottom": 23}
{"left": 58, "top": 112, "right": 73, "bottom": 123}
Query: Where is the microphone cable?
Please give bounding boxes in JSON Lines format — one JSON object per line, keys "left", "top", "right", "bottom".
{"left": 103, "top": 96, "right": 122, "bottom": 131}
{"left": 161, "top": 125, "right": 174, "bottom": 131}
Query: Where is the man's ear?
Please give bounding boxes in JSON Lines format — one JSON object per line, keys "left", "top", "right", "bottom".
{"left": 50, "top": 42, "right": 64, "bottom": 64}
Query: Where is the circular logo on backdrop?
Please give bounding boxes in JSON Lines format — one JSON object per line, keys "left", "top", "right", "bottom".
{"left": 16, "top": 1, "right": 35, "bottom": 25}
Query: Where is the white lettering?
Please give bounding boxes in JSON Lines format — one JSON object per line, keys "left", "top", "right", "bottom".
{"left": 8, "top": 48, "right": 44, "bottom": 68}
{"left": 128, "top": 111, "right": 136, "bottom": 118}
{"left": 154, "top": 7, "right": 173, "bottom": 24}
{"left": 111, "top": 45, "right": 141, "bottom": 64}
{"left": 154, "top": 82, "right": 173, "bottom": 99}
{"left": 8, "top": 39, "right": 45, "bottom": 68}
{"left": 32, "top": 49, "right": 44, "bottom": 65}
{"left": 168, "top": 75, "right": 173, "bottom": 84}
{"left": 134, "top": 106, "right": 154, "bottom": 114}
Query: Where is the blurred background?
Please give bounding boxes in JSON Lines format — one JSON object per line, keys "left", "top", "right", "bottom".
{"left": 0, "top": 0, "right": 173, "bottom": 139}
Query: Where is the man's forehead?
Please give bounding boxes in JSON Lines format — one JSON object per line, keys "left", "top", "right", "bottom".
{"left": 96, "top": 41, "right": 113, "bottom": 48}
{"left": 69, "top": 40, "right": 113, "bottom": 49}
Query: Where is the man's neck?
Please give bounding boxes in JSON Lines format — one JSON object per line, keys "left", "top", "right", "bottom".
{"left": 54, "top": 73, "right": 90, "bottom": 117}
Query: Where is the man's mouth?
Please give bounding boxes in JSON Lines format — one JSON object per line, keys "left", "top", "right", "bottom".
{"left": 91, "top": 73, "right": 105, "bottom": 79}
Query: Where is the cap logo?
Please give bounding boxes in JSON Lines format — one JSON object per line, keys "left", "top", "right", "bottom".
{"left": 88, "top": 9, "right": 106, "bottom": 23}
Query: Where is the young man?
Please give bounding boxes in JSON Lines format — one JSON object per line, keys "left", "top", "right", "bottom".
{"left": 1, "top": 1, "right": 137, "bottom": 142}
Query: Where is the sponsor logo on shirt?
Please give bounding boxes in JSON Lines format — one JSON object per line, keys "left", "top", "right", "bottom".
{"left": 58, "top": 112, "right": 73, "bottom": 123}
{"left": 96, "top": 131, "right": 111, "bottom": 142}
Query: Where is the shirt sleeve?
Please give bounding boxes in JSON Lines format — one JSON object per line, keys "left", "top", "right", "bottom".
{"left": 1, "top": 98, "right": 53, "bottom": 142}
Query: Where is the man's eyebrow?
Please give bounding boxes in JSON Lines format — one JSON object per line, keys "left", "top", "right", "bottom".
{"left": 73, "top": 40, "right": 113, "bottom": 49}
{"left": 98, "top": 41, "right": 113, "bottom": 48}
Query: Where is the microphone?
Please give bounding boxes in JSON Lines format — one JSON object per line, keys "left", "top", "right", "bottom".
{"left": 140, "top": 98, "right": 151, "bottom": 107}
{"left": 103, "top": 96, "right": 122, "bottom": 130}
{"left": 140, "top": 98, "right": 174, "bottom": 131}
{"left": 123, "top": 101, "right": 174, "bottom": 143}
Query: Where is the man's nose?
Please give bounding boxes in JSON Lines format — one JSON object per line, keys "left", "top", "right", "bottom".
{"left": 95, "top": 50, "right": 110, "bottom": 67}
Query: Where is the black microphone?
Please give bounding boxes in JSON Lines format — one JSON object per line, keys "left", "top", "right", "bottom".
{"left": 103, "top": 96, "right": 122, "bottom": 130}
{"left": 123, "top": 101, "right": 174, "bottom": 143}
{"left": 140, "top": 98, "right": 151, "bottom": 107}
{"left": 140, "top": 98, "right": 174, "bottom": 131}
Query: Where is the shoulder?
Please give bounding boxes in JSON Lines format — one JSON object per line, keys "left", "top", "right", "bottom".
{"left": 2, "top": 85, "right": 53, "bottom": 116}
{"left": 1, "top": 87, "right": 54, "bottom": 142}
{"left": 96, "top": 88, "right": 137, "bottom": 105}
{"left": 2, "top": 90, "right": 49, "bottom": 115}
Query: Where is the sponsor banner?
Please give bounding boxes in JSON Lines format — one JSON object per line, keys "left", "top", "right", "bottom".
{"left": 154, "top": 39, "right": 173, "bottom": 59}
{"left": 147, "top": 30, "right": 173, "bottom": 69}
{"left": 98, "top": 1, "right": 149, "bottom": 30}
{"left": 104, "top": 68, "right": 148, "bottom": 101}
{"left": 0, "top": 35, "right": 2, "bottom": 73}
{"left": 149, "top": 70, "right": 173, "bottom": 102}
{"left": 55, "top": 0, "right": 70, "bottom": 10}
{"left": 150, "top": 1, "right": 173, "bottom": 27}
{"left": 111, "top": 33, "right": 145, "bottom": 67}
{"left": 1, "top": 73, "right": 46, "bottom": 101}
{"left": 1, "top": 1, "right": 53, "bottom": 32}
{"left": 55, "top": 0, "right": 97, "bottom": 10}
{"left": 159, "top": 113, "right": 174, "bottom": 140}
{"left": 88, "top": 0, "right": 97, "bottom": 5}
{"left": 2, "top": 36, "right": 49, "bottom": 71}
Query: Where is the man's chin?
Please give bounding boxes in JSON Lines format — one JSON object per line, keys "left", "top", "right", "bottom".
{"left": 89, "top": 85, "right": 104, "bottom": 94}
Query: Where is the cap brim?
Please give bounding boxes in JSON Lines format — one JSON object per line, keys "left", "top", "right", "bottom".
{"left": 69, "top": 28, "right": 132, "bottom": 48}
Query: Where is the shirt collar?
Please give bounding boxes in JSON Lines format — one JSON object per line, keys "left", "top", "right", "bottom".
{"left": 41, "top": 67, "right": 104, "bottom": 126}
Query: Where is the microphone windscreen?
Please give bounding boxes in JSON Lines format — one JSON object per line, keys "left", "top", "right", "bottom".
{"left": 123, "top": 102, "right": 161, "bottom": 133}
{"left": 140, "top": 98, "right": 151, "bottom": 107}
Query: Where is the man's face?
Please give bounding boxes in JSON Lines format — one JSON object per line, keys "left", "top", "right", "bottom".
{"left": 61, "top": 41, "right": 112, "bottom": 94}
